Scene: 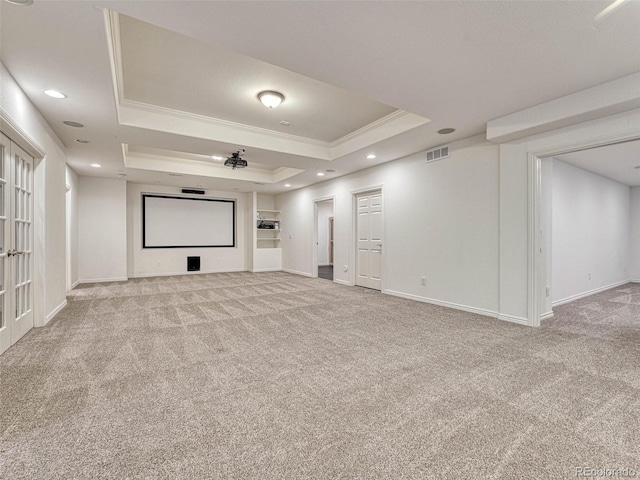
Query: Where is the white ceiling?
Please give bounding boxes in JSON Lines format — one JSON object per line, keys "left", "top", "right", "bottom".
{"left": 1, "top": 0, "right": 640, "bottom": 193}
{"left": 555, "top": 139, "right": 640, "bottom": 187}
{"left": 120, "top": 15, "right": 398, "bottom": 143}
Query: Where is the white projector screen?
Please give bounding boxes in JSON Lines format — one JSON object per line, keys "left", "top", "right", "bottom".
{"left": 143, "top": 195, "right": 235, "bottom": 248}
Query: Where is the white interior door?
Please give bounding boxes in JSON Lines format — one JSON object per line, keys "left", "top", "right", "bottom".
{"left": 0, "top": 133, "right": 34, "bottom": 355}
{"left": 356, "top": 190, "right": 382, "bottom": 290}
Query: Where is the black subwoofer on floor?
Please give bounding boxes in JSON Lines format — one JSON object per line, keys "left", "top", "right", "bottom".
{"left": 187, "top": 256, "right": 201, "bottom": 272}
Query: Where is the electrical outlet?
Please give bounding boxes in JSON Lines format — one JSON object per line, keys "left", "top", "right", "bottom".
{"left": 156, "top": 261, "right": 161, "bottom": 267}
{"left": 421, "top": 276, "right": 426, "bottom": 286}
{"left": 546, "top": 286, "right": 550, "bottom": 297}
{"left": 588, "top": 272, "right": 591, "bottom": 280}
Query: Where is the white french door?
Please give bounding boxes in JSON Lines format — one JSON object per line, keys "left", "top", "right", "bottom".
{"left": 0, "top": 133, "right": 34, "bottom": 355}
{"left": 356, "top": 190, "right": 382, "bottom": 290}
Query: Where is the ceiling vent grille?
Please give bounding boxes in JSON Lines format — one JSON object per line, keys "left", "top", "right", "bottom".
{"left": 425, "top": 145, "right": 450, "bottom": 163}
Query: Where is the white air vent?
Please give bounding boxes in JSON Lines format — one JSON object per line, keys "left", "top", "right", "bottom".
{"left": 425, "top": 145, "right": 450, "bottom": 163}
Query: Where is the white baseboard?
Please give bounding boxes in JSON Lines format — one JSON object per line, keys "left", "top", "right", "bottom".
{"left": 251, "top": 268, "right": 281, "bottom": 273}
{"left": 334, "top": 279, "right": 351, "bottom": 286}
{"left": 43, "top": 299, "right": 67, "bottom": 326}
{"left": 282, "top": 268, "right": 313, "bottom": 278}
{"left": 496, "top": 314, "right": 530, "bottom": 326}
{"left": 631, "top": 279, "right": 640, "bottom": 283}
{"left": 71, "top": 279, "right": 80, "bottom": 290}
{"left": 129, "top": 268, "right": 246, "bottom": 279}
{"left": 552, "top": 279, "right": 630, "bottom": 307}
{"left": 77, "top": 276, "right": 128, "bottom": 284}
{"left": 384, "top": 289, "right": 498, "bottom": 319}
{"left": 318, "top": 263, "right": 330, "bottom": 267}
{"left": 540, "top": 311, "right": 554, "bottom": 321}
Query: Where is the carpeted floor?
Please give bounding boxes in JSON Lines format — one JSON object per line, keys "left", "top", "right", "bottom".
{"left": 1, "top": 272, "right": 638, "bottom": 479}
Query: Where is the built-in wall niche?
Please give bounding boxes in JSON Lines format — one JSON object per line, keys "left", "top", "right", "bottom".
{"left": 256, "top": 208, "right": 281, "bottom": 249}
{"left": 249, "top": 193, "right": 282, "bottom": 272}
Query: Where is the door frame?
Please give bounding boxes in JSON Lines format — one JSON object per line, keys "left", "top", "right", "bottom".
{"left": 351, "top": 185, "right": 385, "bottom": 289}
{"left": 527, "top": 131, "right": 640, "bottom": 327}
{"left": 312, "top": 195, "right": 335, "bottom": 278}
{"left": 1, "top": 111, "right": 45, "bottom": 330}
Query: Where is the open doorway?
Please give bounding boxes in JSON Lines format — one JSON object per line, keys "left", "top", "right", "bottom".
{"left": 538, "top": 138, "right": 640, "bottom": 337}
{"left": 314, "top": 198, "right": 334, "bottom": 281}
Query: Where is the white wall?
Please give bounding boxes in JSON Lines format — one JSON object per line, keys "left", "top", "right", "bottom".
{"left": 66, "top": 166, "right": 79, "bottom": 289}
{"left": 78, "top": 177, "right": 127, "bottom": 282}
{"left": 552, "top": 159, "right": 630, "bottom": 305}
{"left": 127, "top": 183, "right": 247, "bottom": 277}
{"left": 499, "top": 107, "right": 640, "bottom": 325}
{"left": 1, "top": 62, "right": 68, "bottom": 324}
{"left": 278, "top": 135, "right": 500, "bottom": 316}
{"left": 316, "top": 201, "right": 333, "bottom": 266}
{"left": 629, "top": 187, "right": 640, "bottom": 281}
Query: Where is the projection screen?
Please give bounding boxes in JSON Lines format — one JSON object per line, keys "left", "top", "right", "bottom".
{"left": 142, "top": 194, "right": 235, "bottom": 248}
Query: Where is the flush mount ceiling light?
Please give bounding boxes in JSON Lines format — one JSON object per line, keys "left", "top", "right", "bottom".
{"left": 366, "top": 154, "right": 376, "bottom": 159}
{"left": 44, "top": 89, "right": 67, "bottom": 99}
{"left": 258, "top": 91, "right": 285, "bottom": 109}
{"left": 4, "top": 0, "right": 34, "bottom": 5}
{"left": 90, "top": 163, "right": 101, "bottom": 168}
{"left": 438, "top": 128, "right": 456, "bottom": 135}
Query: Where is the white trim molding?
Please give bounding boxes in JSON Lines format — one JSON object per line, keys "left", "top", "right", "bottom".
{"left": 78, "top": 277, "right": 129, "bottom": 284}
{"left": 496, "top": 314, "right": 530, "bottom": 326}
{"left": 552, "top": 280, "right": 630, "bottom": 307}
{"left": 129, "top": 268, "right": 246, "bottom": 279}
{"left": 384, "top": 289, "right": 498, "bottom": 319}
{"left": 282, "top": 268, "right": 313, "bottom": 278}
{"left": 540, "top": 311, "right": 554, "bottom": 321}
{"left": 44, "top": 300, "right": 68, "bottom": 326}
{"left": 333, "top": 279, "right": 351, "bottom": 286}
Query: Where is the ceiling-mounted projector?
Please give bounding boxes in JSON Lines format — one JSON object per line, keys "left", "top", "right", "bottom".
{"left": 224, "top": 149, "right": 248, "bottom": 170}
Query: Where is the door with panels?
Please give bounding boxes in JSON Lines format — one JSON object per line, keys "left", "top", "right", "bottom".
{"left": 0, "top": 133, "right": 34, "bottom": 355}
{"left": 356, "top": 190, "right": 383, "bottom": 290}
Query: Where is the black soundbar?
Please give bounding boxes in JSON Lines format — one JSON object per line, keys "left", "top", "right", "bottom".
{"left": 182, "top": 189, "right": 205, "bottom": 195}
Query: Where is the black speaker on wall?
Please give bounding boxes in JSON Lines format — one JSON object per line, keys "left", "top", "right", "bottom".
{"left": 187, "top": 256, "right": 201, "bottom": 272}
{"left": 182, "top": 189, "right": 205, "bottom": 195}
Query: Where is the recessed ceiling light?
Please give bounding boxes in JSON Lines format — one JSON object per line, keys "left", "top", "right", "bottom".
{"left": 326, "top": 169, "right": 336, "bottom": 173}
{"left": 634, "top": 166, "right": 640, "bottom": 169}
{"left": 212, "top": 156, "right": 224, "bottom": 161}
{"left": 258, "top": 91, "right": 285, "bottom": 109}
{"left": 438, "top": 128, "right": 456, "bottom": 135}
{"left": 316, "top": 172, "right": 325, "bottom": 177}
{"left": 4, "top": 0, "right": 34, "bottom": 5}
{"left": 366, "top": 154, "right": 376, "bottom": 159}
{"left": 280, "top": 121, "right": 291, "bottom": 126}
{"left": 168, "top": 173, "right": 183, "bottom": 177}
{"left": 63, "top": 121, "right": 84, "bottom": 128}
{"left": 253, "top": 182, "right": 265, "bottom": 185}
{"left": 44, "top": 89, "right": 67, "bottom": 99}
{"left": 90, "top": 163, "right": 101, "bottom": 168}
{"left": 75, "top": 139, "right": 89, "bottom": 144}
{"left": 284, "top": 184, "right": 291, "bottom": 187}
{"left": 117, "top": 174, "right": 126, "bottom": 178}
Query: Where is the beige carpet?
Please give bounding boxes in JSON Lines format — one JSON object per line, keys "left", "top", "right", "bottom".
{"left": 1, "top": 272, "right": 638, "bottom": 479}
